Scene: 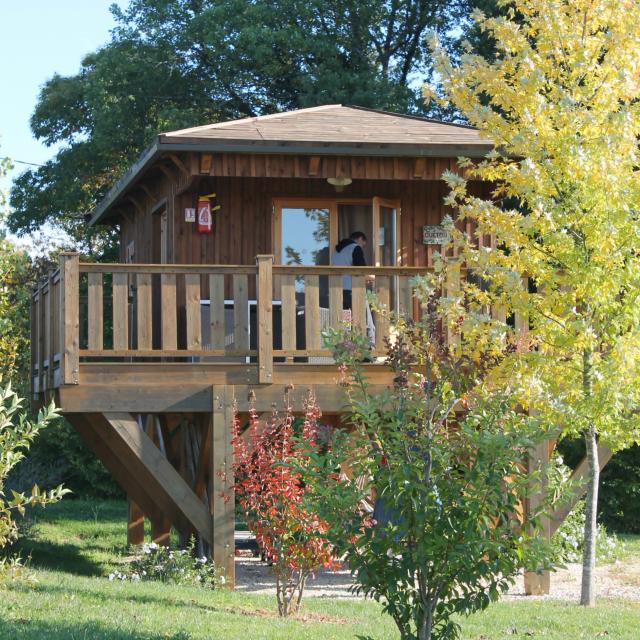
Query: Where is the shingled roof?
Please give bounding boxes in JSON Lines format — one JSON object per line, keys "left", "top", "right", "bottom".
{"left": 161, "top": 104, "right": 491, "bottom": 152}
{"left": 90, "top": 105, "right": 492, "bottom": 225}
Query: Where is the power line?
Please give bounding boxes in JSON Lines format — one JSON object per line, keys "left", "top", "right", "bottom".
{"left": 3, "top": 158, "right": 44, "bottom": 167}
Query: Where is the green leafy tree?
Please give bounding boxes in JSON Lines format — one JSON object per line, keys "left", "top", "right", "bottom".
{"left": 302, "top": 282, "right": 556, "bottom": 640}
{"left": 430, "top": 0, "right": 640, "bottom": 606}
{"left": 9, "top": 0, "right": 474, "bottom": 246}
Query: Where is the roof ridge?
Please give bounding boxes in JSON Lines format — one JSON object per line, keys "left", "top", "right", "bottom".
{"left": 161, "top": 104, "right": 344, "bottom": 137}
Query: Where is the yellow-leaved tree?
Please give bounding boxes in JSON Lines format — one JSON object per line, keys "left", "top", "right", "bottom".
{"left": 429, "top": 0, "right": 640, "bottom": 606}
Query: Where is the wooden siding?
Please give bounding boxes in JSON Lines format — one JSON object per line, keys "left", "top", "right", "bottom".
{"left": 119, "top": 170, "right": 488, "bottom": 268}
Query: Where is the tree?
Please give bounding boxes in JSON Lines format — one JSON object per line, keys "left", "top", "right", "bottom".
{"left": 430, "top": 0, "right": 640, "bottom": 606}
{"left": 303, "top": 294, "right": 555, "bottom": 640}
{"left": 229, "top": 398, "right": 335, "bottom": 617}
{"left": 8, "top": 0, "right": 471, "bottom": 247}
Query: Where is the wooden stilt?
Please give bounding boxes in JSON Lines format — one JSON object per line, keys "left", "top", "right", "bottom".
{"left": 211, "top": 385, "right": 236, "bottom": 588}
{"left": 524, "top": 438, "right": 552, "bottom": 595}
{"left": 127, "top": 500, "right": 145, "bottom": 546}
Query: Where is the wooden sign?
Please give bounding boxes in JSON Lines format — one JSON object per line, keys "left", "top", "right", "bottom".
{"left": 422, "top": 225, "right": 450, "bottom": 245}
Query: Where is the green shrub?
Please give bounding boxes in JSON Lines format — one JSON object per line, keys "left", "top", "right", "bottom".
{"left": 552, "top": 500, "right": 622, "bottom": 564}
{"left": 112, "top": 539, "right": 224, "bottom": 588}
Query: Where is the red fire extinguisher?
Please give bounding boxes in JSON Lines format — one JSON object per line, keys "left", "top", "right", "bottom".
{"left": 197, "top": 193, "right": 220, "bottom": 234}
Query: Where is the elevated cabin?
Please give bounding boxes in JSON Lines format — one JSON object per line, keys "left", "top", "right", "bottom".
{"left": 31, "top": 105, "right": 557, "bottom": 592}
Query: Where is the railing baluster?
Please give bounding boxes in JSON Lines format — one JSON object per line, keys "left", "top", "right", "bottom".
{"left": 136, "top": 273, "right": 152, "bottom": 350}
{"left": 233, "top": 274, "right": 249, "bottom": 352}
{"left": 59, "top": 253, "right": 79, "bottom": 385}
{"left": 112, "top": 272, "right": 129, "bottom": 350}
{"left": 30, "top": 290, "right": 38, "bottom": 397}
{"left": 328, "top": 275, "right": 342, "bottom": 330}
{"left": 43, "top": 280, "right": 51, "bottom": 391}
{"left": 161, "top": 274, "right": 177, "bottom": 350}
{"left": 281, "top": 275, "right": 297, "bottom": 358}
{"left": 185, "top": 274, "right": 202, "bottom": 350}
{"left": 398, "top": 275, "right": 413, "bottom": 319}
{"left": 209, "top": 274, "right": 225, "bottom": 350}
{"left": 305, "top": 275, "right": 320, "bottom": 351}
{"left": 256, "top": 255, "right": 273, "bottom": 383}
{"left": 375, "top": 276, "right": 390, "bottom": 351}
{"left": 88, "top": 272, "right": 104, "bottom": 351}
{"left": 351, "top": 275, "right": 366, "bottom": 333}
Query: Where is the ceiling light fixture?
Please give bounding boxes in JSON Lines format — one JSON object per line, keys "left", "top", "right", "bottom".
{"left": 327, "top": 177, "right": 352, "bottom": 192}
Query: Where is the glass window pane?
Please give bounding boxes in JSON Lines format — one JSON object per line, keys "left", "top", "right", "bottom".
{"left": 281, "top": 208, "right": 330, "bottom": 266}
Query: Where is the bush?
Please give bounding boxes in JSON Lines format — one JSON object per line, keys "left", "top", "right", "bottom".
{"left": 231, "top": 400, "right": 336, "bottom": 617}
{"left": 111, "top": 539, "right": 224, "bottom": 588}
{"left": 552, "top": 500, "right": 622, "bottom": 564}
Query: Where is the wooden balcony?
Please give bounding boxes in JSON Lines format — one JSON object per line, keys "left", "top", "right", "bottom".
{"left": 31, "top": 253, "right": 429, "bottom": 414}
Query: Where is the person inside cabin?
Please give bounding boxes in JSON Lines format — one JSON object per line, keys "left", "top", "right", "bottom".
{"left": 332, "top": 231, "right": 376, "bottom": 347}
{"left": 332, "top": 231, "right": 368, "bottom": 310}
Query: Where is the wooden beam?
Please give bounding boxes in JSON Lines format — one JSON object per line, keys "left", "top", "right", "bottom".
{"left": 59, "top": 253, "right": 79, "bottom": 385}
{"left": 69, "top": 414, "right": 164, "bottom": 524}
{"left": 211, "top": 385, "right": 235, "bottom": 587}
{"left": 168, "top": 153, "right": 190, "bottom": 178}
{"left": 128, "top": 500, "right": 145, "bottom": 546}
{"left": 308, "top": 156, "right": 321, "bottom": 176}
{"left": 95, "top": 412, "right": 212, "bottom": 541}
{"left": 550, "top": 443, "right": 613, "bottom": 535}
{"left": 256, "top": 255, "right": 273, "bottom": 383}
{"left": 524, "top": 437, "right": 551, "bottom": 595}
{"left": 200, "top": 153, "right": 213, "bottom": 175}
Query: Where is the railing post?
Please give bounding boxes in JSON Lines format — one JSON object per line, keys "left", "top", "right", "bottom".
{"left": 59, "top": 252, "right": 80, "bottom": 385}
{"left": 256, "top": 255, "right": 273, "bottom": 384}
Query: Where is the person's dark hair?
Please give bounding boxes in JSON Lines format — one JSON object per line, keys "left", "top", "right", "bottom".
{"left": 350, "top": 231, "right": 367, "bottom": 242}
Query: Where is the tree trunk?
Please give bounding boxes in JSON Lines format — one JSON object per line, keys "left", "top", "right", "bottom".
{"left": 580, "top": 348, "right": 599, "bottom": 607}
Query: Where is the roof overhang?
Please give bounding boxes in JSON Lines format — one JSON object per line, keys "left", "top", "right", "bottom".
{"left": 89, "top": 136, "right": 493, "bottom": 227}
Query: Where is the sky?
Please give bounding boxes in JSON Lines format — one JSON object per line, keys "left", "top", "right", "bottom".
{"left": 0, "top": 1, "right": 125, "bottom": 201}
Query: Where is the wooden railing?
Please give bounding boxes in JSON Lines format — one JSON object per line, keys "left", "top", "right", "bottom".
{"left": 31, "top": 253, "right": 430, "bottom": 393}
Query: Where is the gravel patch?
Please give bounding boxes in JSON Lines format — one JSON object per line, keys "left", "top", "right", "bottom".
{"left": 234, "top": 555, "right": 640, "bottom": 601}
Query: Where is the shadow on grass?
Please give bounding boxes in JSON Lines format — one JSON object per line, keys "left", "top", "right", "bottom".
{"left": 0, "top": 619, "right": 190, "bottom": 640}
{"left": 14, "top": 538, "right": 104, "bottom": 576}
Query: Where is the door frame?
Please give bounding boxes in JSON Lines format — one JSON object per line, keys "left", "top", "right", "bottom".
{"left": 272, "top": 197, "right": 401, "bottom": 265}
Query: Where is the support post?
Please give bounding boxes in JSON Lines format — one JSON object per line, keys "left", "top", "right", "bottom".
{"left": 524, "top": 438, "right": 552, "bottom": 595}
{"left": 256, "top": 255, "right": 273, "bottom": 384}
{"left": 211, "top": 385, "right": 235, "bottom": 587}
{"left": 128, "top": 500, "right": 145, "bottom": 546}
{"left": 59, "top": 252, "right": 80, "bottom": 385}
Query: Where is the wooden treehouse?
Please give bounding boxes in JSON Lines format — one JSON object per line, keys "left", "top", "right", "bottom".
{"left": 30, "top": 105, "right": 588, "bottom": 593}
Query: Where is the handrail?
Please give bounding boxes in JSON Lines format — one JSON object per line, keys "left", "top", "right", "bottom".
{"left": 31, "top": 255, "right": 438, "bottom": 398}
{"left": 272, "top": 265, "right": 429, "bottom": 276}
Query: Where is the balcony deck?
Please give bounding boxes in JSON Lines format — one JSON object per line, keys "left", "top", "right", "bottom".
{"left": 31, "top": 254, "right": 432, "bottom": 414}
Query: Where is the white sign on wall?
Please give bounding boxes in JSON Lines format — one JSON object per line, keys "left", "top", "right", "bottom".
{"left": 422, "top": 225, "right": 450, "bottom": 245}
{"left": 184, "top": 207, "right": 196, "bottom": 222}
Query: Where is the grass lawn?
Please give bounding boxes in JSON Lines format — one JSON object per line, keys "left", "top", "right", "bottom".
{"left": 3, "top": 500, "right": 639, "bottom": 640}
